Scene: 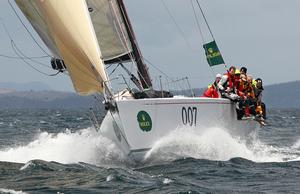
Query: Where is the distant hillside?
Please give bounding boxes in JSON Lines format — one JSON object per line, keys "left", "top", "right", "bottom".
{"left": 0, "top": 90, "right": 96, "bottom": 109}
{"left": 0, "top": 88, "right": 15, "bottom": 94}
{"left": 0, "top": 82, "right": 52, "bottom": 91}
{"left": 263, "top": 81, "right": 300, "bottom": 108}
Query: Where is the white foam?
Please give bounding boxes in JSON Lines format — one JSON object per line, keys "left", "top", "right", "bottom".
{"left": 106, "top": 174, "right": 114, "bottom": 182}
{"left": 292, "top": 139, "right": 300, "bottom": 149}
{"left": 1, "top": 125, "right": 299, "bottom": 165}
{"left": 0, "top": 188, "right": 27, "bottom": 194}
{"left": 0, "top": 128, "right": 125, "bottom": 165}
{"left": 19, "top": 161, "right": 35, "bottom": 171}
{"left": 145, "top": 126, "right": 296, "bottom": 163}
{"left": 162, "top": 178, "right": 173, "bottom": 184}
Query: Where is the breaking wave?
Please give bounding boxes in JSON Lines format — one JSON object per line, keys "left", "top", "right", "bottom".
{"left": 0, "top": 128, "right": 125, "bottom": 165}
{"left": 144, "top": 126, "right": 300, "bottom": 163}
{"left": 0, "top": 188, "right": 27, "bottom": 194}
{"left": 0, "top": 125, "right": 299, "bottom": 165}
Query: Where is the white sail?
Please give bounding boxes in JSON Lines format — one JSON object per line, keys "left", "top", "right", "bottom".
{"left": 15, "top": 0, "right": 60, "bottom": 58}
{"left": 86, "top": 0, "right": 132, "bottom": 63}
{"left": 16, "top": 0, "right": 108, "bottom": 95}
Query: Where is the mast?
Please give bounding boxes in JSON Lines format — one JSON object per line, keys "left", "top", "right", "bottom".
{"left": 117, "top": 0, "right": 152, "bottom": 89}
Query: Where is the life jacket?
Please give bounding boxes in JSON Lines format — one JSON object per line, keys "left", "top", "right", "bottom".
{"left": 203, "top": 84, "right": 219, "bottom": 98}
{"left": 236, "top": 80, "right": 246, "bottom": 98}
{"left": 244, "top": 83, "right": 255, "bottom": 99}
{"left": 222, "top": 73, "right": 234, "bottom": 91}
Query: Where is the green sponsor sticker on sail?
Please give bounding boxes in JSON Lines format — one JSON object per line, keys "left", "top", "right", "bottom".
{"left": 137, "top": 111, "right": 152, "bottom": 132}
{"left": 203, "top": 40, "right": 225, "bottom": 66}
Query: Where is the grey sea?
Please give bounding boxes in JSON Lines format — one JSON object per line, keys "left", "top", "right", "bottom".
{"left": 0, "top": 108, "right": 299, "bottom": 193}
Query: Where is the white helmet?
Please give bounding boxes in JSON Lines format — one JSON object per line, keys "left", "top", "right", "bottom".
{"left": 216, "top": 73, "right": 222, "bottom": 78}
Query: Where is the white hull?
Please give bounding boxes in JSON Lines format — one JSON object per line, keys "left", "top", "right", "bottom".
{"left": 99, "top": 97, "right": 260, "bottom": 161}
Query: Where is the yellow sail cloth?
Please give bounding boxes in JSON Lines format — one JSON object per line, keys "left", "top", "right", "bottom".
{"left": 16, "top": 0, "right": 108, "bottom": 95}
{"left": 14, "top": 0, "right": 61, "bottom": 58}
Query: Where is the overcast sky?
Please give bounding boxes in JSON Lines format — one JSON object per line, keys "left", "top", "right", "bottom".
{"left": 0, "top": 0, "right": 299, "bottom": 91}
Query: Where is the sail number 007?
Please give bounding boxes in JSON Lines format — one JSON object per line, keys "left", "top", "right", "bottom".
{"left": 181, "top": 107, "right": 197, "bottom": 126}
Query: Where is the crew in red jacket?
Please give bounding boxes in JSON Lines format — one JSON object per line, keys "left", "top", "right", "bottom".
{"left": 203, "top": 74, "right": 222, "bottom": 98}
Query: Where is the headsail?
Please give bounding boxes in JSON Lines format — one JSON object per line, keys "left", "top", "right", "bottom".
{"left": 14, "top": 1, "right": 61, "bottom": 58}
{"left": 15, "top": 0, "right": 152, "bottom": 94}
{"left": 15, "top": 0, "right": 108, "bottom": 95}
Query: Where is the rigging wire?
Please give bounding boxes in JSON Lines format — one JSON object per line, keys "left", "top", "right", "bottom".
{"left": 8, "top": 0, "right": 51, "bottom": 57}
{"left": 190, "top": 0, "right": 205, "bottom": 45}
{"left": 0, "top": 54, "right": 49, "bottom": 59}
{"left": 190, "top": 0, "right": 215, "bottom": 79}
{"left": 194, "top": 0, "right": 215, "bottom": 41}
{"left": 143, "top": 57, "right": 173, "bottom": 81}
{"left": 5, "top": 1, "right": 113, "bottom": 91}
{"left": 161, "top": 0, "right": 195, "bottom": 51}
{"left": 108, "top": 63, "right": 120, "bottom": 77}
{"left": 10, "top": 39, "right": 52, "bottom": 69}
{"left": 194, "top": 0, "right": 228, "bottom": 70}
{"left": 11, "top": 40, "right": 60, "bottom": 76}
{"left": 0, "top": 17, "right": 60, "bottom": 76}
{"left": 111, "top": 1, "right": 149, "bottom": 90}
{"left": 0, "top": 19, "right": 87, "bottom": 83}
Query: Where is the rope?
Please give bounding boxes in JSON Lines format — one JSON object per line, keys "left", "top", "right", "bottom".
{"left": 192, "top": 0, "right": 227, "bottom": 72}
{"left": 190, "top": 0, "right": 215, "bottom": 80}
{"left": 10, "top": 40, "right": 51, "bottom": 69}
{"left": 190, "top": 0, "right": 205, "bottom": 45}
{"left": 108, "top": 63, "right": 120, "bottom": 76}
{"left": 0, "top": 17, "right": 60, "bottom": 76}
{"left": 161, "top": 0, "right": 194, "bottom": 51}
{"left": 5, "top": 1, "right": 112, "bottom": 91}
{"left": 11, "top": 40, "right": 60, "bottom": 76}
{"left": 195, "top": 0, "right": 215, "bottom": 41}
{"left": 0, "top": 54, "right": 49, "bottom": 59}
{"left": 143, "top": 58, "right": 173, "bottom": 81}
{"left": 111, "top": 1, "right": 150, "bottom": 89}
{"left": 8, "top": 0, "right": 51, "bottom": 57}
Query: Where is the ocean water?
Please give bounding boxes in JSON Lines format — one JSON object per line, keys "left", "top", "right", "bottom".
{"left": 0, "top": 108, "right": 299, "bottom": 193}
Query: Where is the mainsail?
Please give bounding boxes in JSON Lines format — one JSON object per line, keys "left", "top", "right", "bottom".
{"left": 86, "top": 0, "right": 132, "bottom": 64}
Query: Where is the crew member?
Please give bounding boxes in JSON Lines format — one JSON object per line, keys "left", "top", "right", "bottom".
{"left": 253, "top": 78, "right": 266, "bottom": 119}
{"left": 240, "top": 67, "right": 247, "bottom": 75}
{"left": 243, "top": 75, "right": 256, "bottom": 117}
{"left": 235, "top": 74, "right": 247, "bottom": 119}
{"left": 203, "top": 74, "right": 222, "bottom": 98}
{"left": 218, "top": 66, "right": 239, "bottom": 101}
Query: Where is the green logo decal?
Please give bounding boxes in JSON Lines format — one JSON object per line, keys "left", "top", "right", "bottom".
{"left": 137, "top": 111, "right": 152, "bottom": 132}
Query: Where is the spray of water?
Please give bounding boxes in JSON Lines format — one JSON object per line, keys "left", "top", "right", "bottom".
{"left": 292, "top": 139, "right": 300, "bottom": 150}
{"left": 0, "top": 188, "right": 27, "bottom": 194}
{"left": 144, "top": 126, "right": 299, "bottom": 163}
{"left": 0, "top": 128, "right": 125, "bottom": 165}
{"left": 0, "top": 125, "right": 299, "bottom": 165}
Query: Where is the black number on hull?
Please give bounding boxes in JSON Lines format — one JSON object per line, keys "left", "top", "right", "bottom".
{"left": 182, "top": 107, "right": 197, "bottom": 126}
{"left": 182, "top": 107, "right": 187, "bottom": 125}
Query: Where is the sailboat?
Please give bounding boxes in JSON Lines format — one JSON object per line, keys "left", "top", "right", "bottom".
{"left": 15, "top": 0, "right": 260, "bottom": 161}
